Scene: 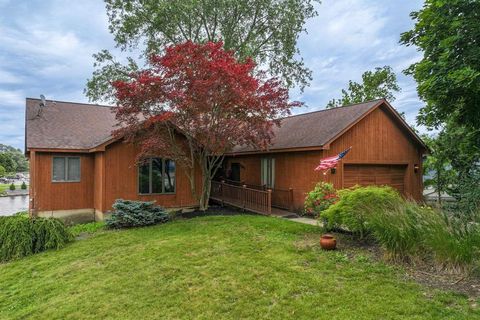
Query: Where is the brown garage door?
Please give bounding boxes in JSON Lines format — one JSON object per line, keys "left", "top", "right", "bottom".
{"left": 343, "top": 164, "right": 406, "bottom": 194}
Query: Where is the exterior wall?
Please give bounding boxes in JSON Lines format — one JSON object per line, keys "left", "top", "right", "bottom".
{"left": 30, "top": 152, "right": 95, "bottom": 220}
{"left": 226, "top": 105, "right": 424, "bottom": 211}
{"left": 102, "top": 141, "right": 201, "bottom": 212}
{"left": 29, "top": 141, "right": 202, "bottom": 222}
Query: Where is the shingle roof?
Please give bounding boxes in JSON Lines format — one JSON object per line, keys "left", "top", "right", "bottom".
{"left": 25, "top": 98, "right": 388, "bottom": 152}
{"left": 25, "top": 98, "right": 117, "bottom": 150}
{"left": 231, "top": 99, "right": 384, "bottom": 153}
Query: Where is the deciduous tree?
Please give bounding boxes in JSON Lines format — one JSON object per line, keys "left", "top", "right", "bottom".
{"left": 86, "top": 0, "right": 320, "bottom": 102}
{"left": 327, "top": 66, "right": 400, "bottom": 108}
{"left": 112, "top": 41, "right": 299, "bottom": 210}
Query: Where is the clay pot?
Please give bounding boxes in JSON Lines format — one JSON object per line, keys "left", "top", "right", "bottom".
{"left": 320, "top": 234, "right": 337, "bottom": 250}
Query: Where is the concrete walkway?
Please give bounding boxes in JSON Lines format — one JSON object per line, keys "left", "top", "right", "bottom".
{"left": 269, "top": 207, "right": 319, "bottom": 226}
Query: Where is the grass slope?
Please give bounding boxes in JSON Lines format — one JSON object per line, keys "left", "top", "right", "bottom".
{"left": 0, "top": 215, "right": 478, "bottom": 319}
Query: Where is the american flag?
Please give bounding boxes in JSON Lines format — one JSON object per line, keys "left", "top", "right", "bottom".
{"left": 314, "top": 147, "right": 352, "bottom": 171}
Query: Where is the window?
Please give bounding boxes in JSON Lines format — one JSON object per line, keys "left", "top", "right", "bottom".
{"left": 138, "top": 158, "right": 176, "bottom": 194}
{"left": 261, "top": 157, "right": 275, "bottom": 188}
{"left": 52, "top": 157, "right": 81, "bottom": 182}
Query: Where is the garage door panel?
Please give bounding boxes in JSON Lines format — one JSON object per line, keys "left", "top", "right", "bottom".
{"left": 344, "top": 164, "right": 406, "bottom": 195}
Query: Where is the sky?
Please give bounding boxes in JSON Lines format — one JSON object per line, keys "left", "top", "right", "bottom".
{"left": 0, "top": 0, "right": 425, "bottom": 151}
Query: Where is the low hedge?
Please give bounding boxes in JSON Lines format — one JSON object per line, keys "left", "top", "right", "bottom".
{"left": 0, "top": 216, "right": 72, "bottom": 262}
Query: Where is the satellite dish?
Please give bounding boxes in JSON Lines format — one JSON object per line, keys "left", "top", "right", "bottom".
{"left": 39, "top": 94, "right": 46, "bottom": 108}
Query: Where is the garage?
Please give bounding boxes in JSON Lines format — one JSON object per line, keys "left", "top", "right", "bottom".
{"left": 343, "top": 164, "right": 407, "bottom": 194}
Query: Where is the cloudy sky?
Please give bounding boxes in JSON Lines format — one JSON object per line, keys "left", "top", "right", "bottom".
{"left": 0, "top": 0, "right": 424, "bottom": 150}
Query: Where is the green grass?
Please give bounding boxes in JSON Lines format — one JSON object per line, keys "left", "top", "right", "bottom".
{"left": 69, "top": 221, "right": 105, "bottom": 237}
{"left": 0, "top": 215, "right": 478, "bottom": 319}
{"left": 0, "top": 184, "right": 27, "bottom": 193}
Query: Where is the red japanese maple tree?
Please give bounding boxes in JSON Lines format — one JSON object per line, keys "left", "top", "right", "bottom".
{"left": 112, "top": 41, "right": 300, "bottom": 210}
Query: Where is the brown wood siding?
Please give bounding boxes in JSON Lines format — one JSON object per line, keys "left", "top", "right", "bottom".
{"left": 103, "top": 141, "right": 200, "bottom": 211}
{"left": 226, "top": 105, "right": 424, "bottom": 211}
{"left": 32, "top": 153, "right": 94, "bottom": 211}
{"left": 93, "top": 152, "right": 105, "bottom": 212}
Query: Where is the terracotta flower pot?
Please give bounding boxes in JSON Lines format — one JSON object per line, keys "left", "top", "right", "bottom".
{"left": 320, "top": 234, "right": 337, "bottom": 250}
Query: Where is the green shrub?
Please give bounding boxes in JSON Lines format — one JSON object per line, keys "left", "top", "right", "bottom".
{"left": 303, "top": 182, "right": 338, "bottom": 218}
{"left": 321, "top": 186, "right": 402, "bottom": 238}
{"left": 31, "top": 218, "right": 73, "bottom": 253}
{"left": 421, "top": 209, "right": 480, "bottom": 269}
{"left": 69, "top": 222, "right": 105, "bottom": 237}
{"left": 106, "top": 199, "right": 169, "bottom": 229}
{"left": 0, "top": 216, "right": 33, "bottom": 262}
{"left": 0, "top": 216, "right": 72, "bottom": 262}
{"left": 9, "top": 183, "right": 15, "bottom": 191}
{"left": 21, "top": 181, "right": 27, "bottom": 190}
{"left": 368, "top": 201, "right": 428, "bottom": 260}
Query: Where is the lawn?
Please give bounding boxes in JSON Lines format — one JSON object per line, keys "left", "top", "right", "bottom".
{"left": 0, "top": 215, "right": 478, "bottom": 319}
{"left": 0, "top": 183, "right": 26, "bottom": 193}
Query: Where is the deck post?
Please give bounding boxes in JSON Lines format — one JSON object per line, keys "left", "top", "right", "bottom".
{"left": 221, "top": 180, "right": 225, "bottom": 207}
{"left": 289, "top": 188, "right": 294, "bottom": 212}
{"left": 267, "top": 189, "right": 272, "bottom": 215}
{"left": 242, "top": 184, "right": 247, "bottom": 211}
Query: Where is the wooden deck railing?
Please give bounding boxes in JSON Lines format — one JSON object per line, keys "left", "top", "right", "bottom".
{"left": 271, "top": 188, "right": 294, "bottom": 211}
{"left": 210, "top": 181, "right": 271, "bottom": 215}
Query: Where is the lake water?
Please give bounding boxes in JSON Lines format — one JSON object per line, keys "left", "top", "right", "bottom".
{"left": 0, "top": 195, "right": 29, "bottom": 216}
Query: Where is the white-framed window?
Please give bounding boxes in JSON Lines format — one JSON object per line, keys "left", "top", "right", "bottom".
{"left": 52, "top": 156, "right": 81, "bottom": 182}
{"left": 261, "top": 157, "right": 275, "bottom": 188}
{"left": 138, "top": 158, "right": 176, "bottom": 194}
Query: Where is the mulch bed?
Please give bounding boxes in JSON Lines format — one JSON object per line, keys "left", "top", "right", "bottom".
{"left": 333, "top": 232, "right": 480, "bottom": 298}
{"left": 176, "top": 204, "right": 257, "bottom": 219}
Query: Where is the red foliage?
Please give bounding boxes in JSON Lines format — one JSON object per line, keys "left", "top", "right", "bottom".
{"left": 112, "top": 41, "right": 300, "bottom": 161}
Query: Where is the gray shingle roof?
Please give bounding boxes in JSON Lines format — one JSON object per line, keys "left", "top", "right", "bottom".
{"left": 231, "top": 99, "right": 384, "bottom": 153}
{"left": 25, "top": 98, "right": 389, "bottom": 152}
{"left": 25, "top": 98, "right": 116, "bottom": 150}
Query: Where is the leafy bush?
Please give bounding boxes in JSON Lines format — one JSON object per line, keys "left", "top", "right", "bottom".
{"left": 0, "top": 216, "right": 32, "bottom": 262}
{"left": 106, "top": 199, "right": 169, "bottom": 229}
{"left": 69, "top": 222, "right": 105, "bottom": 237}
{"left": 321, "top": 186, "right": 402, "bottom": 238}
{"left": 421, "top": 209, "right": 480, "bottom": 269}
{"left": 31, "top": 218, "right": 73, "bottom": 253}
{"left": 0, "top": 216, "right": 72, "bottom": 262}
{"left": 303, "top": 182, "right": 338, "bottom": 218}
{"left": 21, "top": 181, "right": 27, "bottom": 190}
{"left": 368, "top": 201, "right": 428, "bottom": 260}
{"left": 9, "top": 183, "right": 15, "bottom": 191}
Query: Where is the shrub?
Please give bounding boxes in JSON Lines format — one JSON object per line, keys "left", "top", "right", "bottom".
{"left": 0, "top": 216, "right": 72, "bottom": 262}
{"left": 31, "top": 218, "right": 73, "bottom": 253}
{"left": 303, "top": 182, "right": 338, "bottom": 218}
{"left": 21, "top": 181, "right": 27, "bottom": 190}
{"left": 421, "top": 209, "right": 480, "bottom": 269}
{"left": 368, "top": 201, "right": 428, "bottom": 260}
{"left": 0, "top": 216, "right": 32, "bottom": 262}
{"left": 9, "top": 183, "right": 15, "bottom": 191}
{"left": 321, "top": 186, "right": 403, "bottom": 238}
{"left": 106, "top": 199, "right": 169, "bottom": 229}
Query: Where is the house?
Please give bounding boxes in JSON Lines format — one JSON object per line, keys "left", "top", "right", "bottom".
{"left": 25, "top": 98, "right": 426, "bottom": 222}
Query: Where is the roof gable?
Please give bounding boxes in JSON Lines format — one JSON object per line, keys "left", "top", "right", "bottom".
{"left": 25, "top": 98, "right": 116, "bottom": 150}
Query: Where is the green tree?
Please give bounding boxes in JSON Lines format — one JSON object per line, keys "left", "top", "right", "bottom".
{"left": 85, "top": 0, "right": 320, "bottom": 102}
{"left": 0, "top": 165, "right": 5, "bottom": 177}
{"left": 422, "top": 134, "right": 456, "bottom": 205}
{"left": 0, "top": 153, "right": 17, "bottom": 173}
{"left": 327, "top": 66, "right": 400, "bottom": 108}
{"left": 0, "top": 144, "right": 28, "bottom": 172}
{"left": 401, "top": 0, "right": 480, "bottom": 210}
{"left": 400, "top": 0, "right": 480, "bottom": 130}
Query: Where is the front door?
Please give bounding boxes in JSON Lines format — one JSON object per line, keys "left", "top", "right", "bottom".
{"left": 230, "top": 163, "right": 241, "bottom": 182}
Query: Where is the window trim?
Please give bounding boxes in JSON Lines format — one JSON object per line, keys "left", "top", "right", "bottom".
{"left": 138, "top": 158, "right": 176, "bottom": 195}
{"left": 51, "top": 156, "right": 81, "bottom": 183}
